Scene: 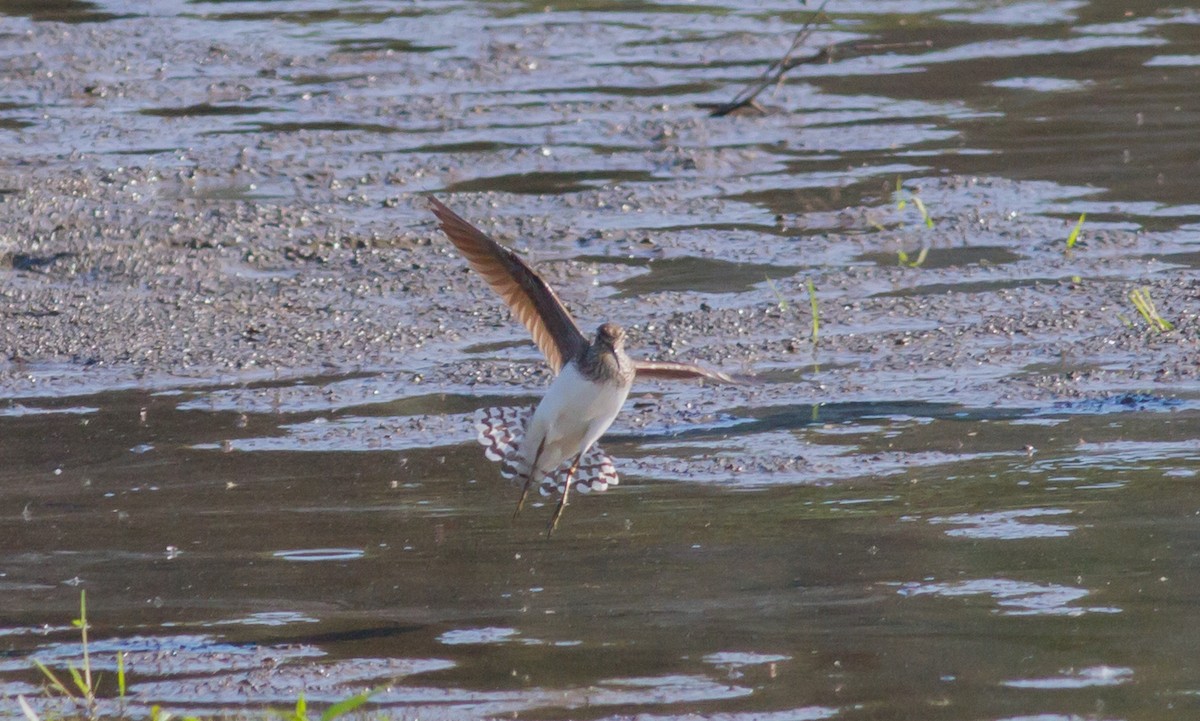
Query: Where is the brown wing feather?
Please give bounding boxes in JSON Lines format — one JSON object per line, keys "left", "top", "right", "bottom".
{"left": 430, "top": 197, "right": 587, "bottom": 373}
{"left": 634, "top": 359, "right": 741, "bottom": 385}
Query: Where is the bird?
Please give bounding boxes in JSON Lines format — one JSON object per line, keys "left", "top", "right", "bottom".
{"left": 430, "top": 197, "right": 738, "bottom": 535}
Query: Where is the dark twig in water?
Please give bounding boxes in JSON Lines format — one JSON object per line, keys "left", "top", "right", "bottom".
{"left": 705, "top": 0, "right": 832, "bottom": 118}
{"left": 704, "top": 1, "right": 932, "bottom": 117}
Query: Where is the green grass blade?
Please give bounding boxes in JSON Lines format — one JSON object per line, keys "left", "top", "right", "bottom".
{"left": 1066, "top": 213, "right": 1086, "bottom": 250}
{"left": 911, "top": 196, "right": 934, "bottom": 228}
{"left": 78, "top": 590, "right": 92, "bottom": 699}
{"left": 291, "top": 692, "right": 309, "bottom": 721}
{"left": 806, "top": 279, "right": 819, "bottom": 346}
{"left": 898, "top": 247, "right": 929, "bottom": 268}
{"left": 68, "top": 664, "right": 89, "bottom": 696}
{"left": 117, "top": 651, "right": 126, "bottom": 698}
{"left": 1129, "top": 287, "right": 1173, "bottom": 332}
{"left": 764, "top": 276, "right": 788, "bottom": 312}
{"left": 321, "top": 691, "right": 373, "bottom": 721}
{"left": 32, "top": 660, "right": 74, "bottom": 698}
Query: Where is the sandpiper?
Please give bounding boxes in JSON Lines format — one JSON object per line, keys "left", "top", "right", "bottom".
{"left": 431, "top": 198, "right": 737, "bottom": 534}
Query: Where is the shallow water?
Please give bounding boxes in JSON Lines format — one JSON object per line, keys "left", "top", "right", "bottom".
{"left": 3, "top": 384, "right": 1200, "bottom": 719}
{"left": 2, "top": 0, "right": 1200, "bottom": 719}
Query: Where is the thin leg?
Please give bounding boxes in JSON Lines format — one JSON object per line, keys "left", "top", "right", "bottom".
{"left": 546, "top": 450, "right": 584, "bottom": 538}
{"left": 514, "top": 438, "right": 547, "bottom": 519}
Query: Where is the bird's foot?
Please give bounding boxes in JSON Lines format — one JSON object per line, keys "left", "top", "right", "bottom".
{"left": 546, "top": 495, "right": 568, "bottom": 538}
{"left": 513, "top": 479, "right": 532, "bottom": 520}
{"left": 545, "top": 471, "right": 576, "bottom": 538}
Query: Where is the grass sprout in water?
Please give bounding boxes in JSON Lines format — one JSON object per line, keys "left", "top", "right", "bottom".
{"left": 765, "top": 276, "right": 789, "bottom": 314}
{"left": 279, "top": 691, "right": 374, "bottom": 721}
{"left": 22, "top": 590, "right": 123, "bottom": 721}
{"left": 143, "top": 690, "right": 372, "bottom": 721}
{"left": 894, "top": 177, "right": 935, "bottom": 229}
{"left": 18, "top": 594, "right": 374, "bottom": 721}
{"left": 806, "top": 279, "right": 820, "bottom": 348}
{"left": 765, "top": 276, "right": 819, "bottom": 351}
{"left": 1065, "top": 212, "right": 1086, "bottom": 252}
{"left": 1129, "top": 287, "right": 1173, "bottom": 332}
{"left": 897, "top": 246, "right": 929, "bottom": 268}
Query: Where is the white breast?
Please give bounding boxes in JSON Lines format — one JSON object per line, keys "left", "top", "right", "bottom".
{"left": 520, "top": 363, "right": 631, "bottom": 476}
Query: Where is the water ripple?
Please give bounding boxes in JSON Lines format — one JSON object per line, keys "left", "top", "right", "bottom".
{"left": 898, "top": 578, "right": 1121, "bottom": 617}
{"left": 928, "top": 508, "right": 1075, "bottom": 540}
{"left": 1003, "top": 665, "right": 1133, "bottom": 689}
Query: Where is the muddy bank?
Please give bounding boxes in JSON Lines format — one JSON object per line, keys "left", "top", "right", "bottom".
{"left": 2, "top": 4, "right": 1197, "bottom": 410}
{"left": 1, "top": 161, "right": 1197, "bottom": 412}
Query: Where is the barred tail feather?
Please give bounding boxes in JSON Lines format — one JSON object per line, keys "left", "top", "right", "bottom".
{"left": 539, "top": 446, "right": 620, "bottom": 497}
{"left": 476, "top": 407, "right": 620, "bottom": 499}
{"left": 474, "top": 407, "right": 532, "bottom": 479}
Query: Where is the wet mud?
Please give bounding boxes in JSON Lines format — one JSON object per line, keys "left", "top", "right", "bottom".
{"left": 2, "top": 0, "right": 1200, "bottom": 719}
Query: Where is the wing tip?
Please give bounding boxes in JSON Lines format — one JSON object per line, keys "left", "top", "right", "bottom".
{"left": 428, "top": 195, "right": 468, "bottom": 236}
{"left": 633, "top": 359, "right": 750, "bottom": 385}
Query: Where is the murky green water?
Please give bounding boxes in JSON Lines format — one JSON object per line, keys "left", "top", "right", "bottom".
{"left": 3, "top": 384, "right": 1200, "bottom": 718}
{"left": 2, "top": 0, "right": 1200, "bottom": 719}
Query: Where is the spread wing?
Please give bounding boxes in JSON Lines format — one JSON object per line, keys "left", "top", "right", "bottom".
{"left": 430, "top": 197, "right": 587, "bottom": 374}
{"left": 634, "top": 359, "right": 741, "bottom": 385}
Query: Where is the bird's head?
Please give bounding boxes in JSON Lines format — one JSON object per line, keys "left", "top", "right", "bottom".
{"left": 595, "top": 322, "right": 626, "bottom": 351}
{"left": 594, "top": 323, "right": 627, "bottom": 372}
